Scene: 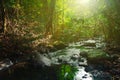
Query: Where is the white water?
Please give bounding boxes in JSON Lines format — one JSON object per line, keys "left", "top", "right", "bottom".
{"left": 74, "top": 67, "right": 93, "bottom": 80}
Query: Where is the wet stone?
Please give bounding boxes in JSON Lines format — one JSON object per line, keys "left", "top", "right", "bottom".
{"left": 0, "top": 59, "right": 13, "bottom": 71}
{"left": 90, "top": 70, "right": 111, "bottom": 80}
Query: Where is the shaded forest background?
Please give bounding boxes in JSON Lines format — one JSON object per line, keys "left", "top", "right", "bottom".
{"left": 0, "top": 0, "right": 120, "bottom": 59}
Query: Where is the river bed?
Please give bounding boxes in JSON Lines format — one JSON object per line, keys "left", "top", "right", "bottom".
{"left": 0, "top": 40, "right": 112, "bottom": 80}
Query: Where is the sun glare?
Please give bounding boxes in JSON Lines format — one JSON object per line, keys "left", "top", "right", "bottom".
{"left": 68, "top": 0, "right": 103, "bottom": 18}
{"left": 76, "top": 0, "right": 90, "bottom": 5}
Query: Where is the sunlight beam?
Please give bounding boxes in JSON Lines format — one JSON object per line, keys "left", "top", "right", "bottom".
{"left": 76, "top": 0, "right": 90, "bottom": 5}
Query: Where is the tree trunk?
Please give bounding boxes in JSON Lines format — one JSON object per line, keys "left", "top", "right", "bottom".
{"left": 45, "top": 0, "right": 56, "bottom": 36}
{"left": 0, "top": 0, "right": 6, "bottom": 33}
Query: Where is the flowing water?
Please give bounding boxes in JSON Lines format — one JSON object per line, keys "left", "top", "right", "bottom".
{"left": 0, "top": 40, "right": 112, "bottom": 80}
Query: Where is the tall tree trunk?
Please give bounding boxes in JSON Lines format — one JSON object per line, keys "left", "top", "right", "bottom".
{"left": 45, "top": 0, "right": 56, "bottom": 36}
{"left": 16, "top": 0, "right": 20, "bottom": 19}
{"left": 0, "top": 0, "right": 6, "bottom": 33}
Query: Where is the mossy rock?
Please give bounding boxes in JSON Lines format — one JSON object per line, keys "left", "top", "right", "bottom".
{"left": 53, "top": 41, "right": 67, "bottom": 50}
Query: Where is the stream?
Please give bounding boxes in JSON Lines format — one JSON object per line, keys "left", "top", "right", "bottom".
{"left": 0, "top": 39, "right": 112, "bottom": 80}
{"left": 47, "top": 40, "right": 111, "bottom": 80}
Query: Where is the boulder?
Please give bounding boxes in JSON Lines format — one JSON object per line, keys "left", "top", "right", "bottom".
{"left": 31, "top": 53, "right": 52, "bottom": 67}
{"left": 0, "top": 59, "right": 13, "bottom": 71}
{"left": 53, "top": 41, "right": 67, "bottom": 50}
{"left": 83, "top": 40, "right": 96, "bottom": 47}
{"left": 71, "top": 54, "right": 80, "bottom": 61}
{"left": 80, "top": 51, "right": 89, "bottom": 58}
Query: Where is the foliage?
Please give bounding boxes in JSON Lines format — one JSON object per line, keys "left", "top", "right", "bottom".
{"left": 102, "top": 0, "right": 120, "bottom": 45}
{"left": 58, "top": 64, "right": 78, "bottom": 80}
{"left": 0, "top": 28, "right": 33, "bottom": 60}
{"left": 0, "top": 0, "right": 120, "bottom": 57}
{"left": 88, "top": 49, "right": 109, "bottom": 58}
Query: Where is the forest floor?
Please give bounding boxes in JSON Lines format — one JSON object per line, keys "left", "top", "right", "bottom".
{"left": 0, "top": 39, "right": 120, "bottom": 80}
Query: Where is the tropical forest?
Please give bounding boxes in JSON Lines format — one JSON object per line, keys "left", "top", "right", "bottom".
{"left": 0, "top": 0, "right": 120, "bottom": 80}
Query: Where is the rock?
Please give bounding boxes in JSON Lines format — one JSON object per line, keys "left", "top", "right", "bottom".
{"left": 0, "top": 59, "right": 13, "bottom": 71}
{"left": 39, "top": 55, "right": 51, "bottom": 66}
{"left": 85, "top": 65, "right": 94, "bottom": 72}
{"left": 37, "top": 44, "right": 50, "bottom": 54}
{"left": 80, "top": 51, "right": 88, "bottom": 58}
{"left": 96, "top": 42, "right": 106, "bottom": 49}
{"left": 112, "top": 75, "right": 120, "bottom": 80}
{"left": 78, "top": 58, "right": 87, "bottom": 66}
{"left": 83, "top": 40, "right": 96, "bottom": 47}
{"left": 57, "top": 55, "right": 70, "bottom": 63}
{"left": 69, "top": 42, "right": 82, "bottom": 48}
{"left": 53, "top": 41, "right": 67, "bottom": 50}
{"left": 33, "top": 53, "right": 52, "bottom": 67}
{"left": 71, "top": 54, "right": 80, "bottom": 61}
{"left": 90, "top": 70, "right": 111, "bottom": 80}
{"left": 57, "top": 56, "right": 63, "bottom": 63}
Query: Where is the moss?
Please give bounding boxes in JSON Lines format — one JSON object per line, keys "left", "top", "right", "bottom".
{"left": 88, "top": 49, "right": 109, "bottom": 58}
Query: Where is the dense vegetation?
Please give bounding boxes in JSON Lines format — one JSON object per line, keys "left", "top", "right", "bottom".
{"left": 0, "top": 0, "right": 120, "bottom": 55}
{"left": 0, "top": 0, "right": 120, "bottom": 80}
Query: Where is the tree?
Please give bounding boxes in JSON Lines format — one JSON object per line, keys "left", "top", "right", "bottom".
{"left": 0, "top": 0, "right": 6, "bottom": 33}
{"left": 103, "top": 0, "right": 120, "bottom": 45}
{"left": 45, "top": 0, "right": 56, "bottom": 35}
